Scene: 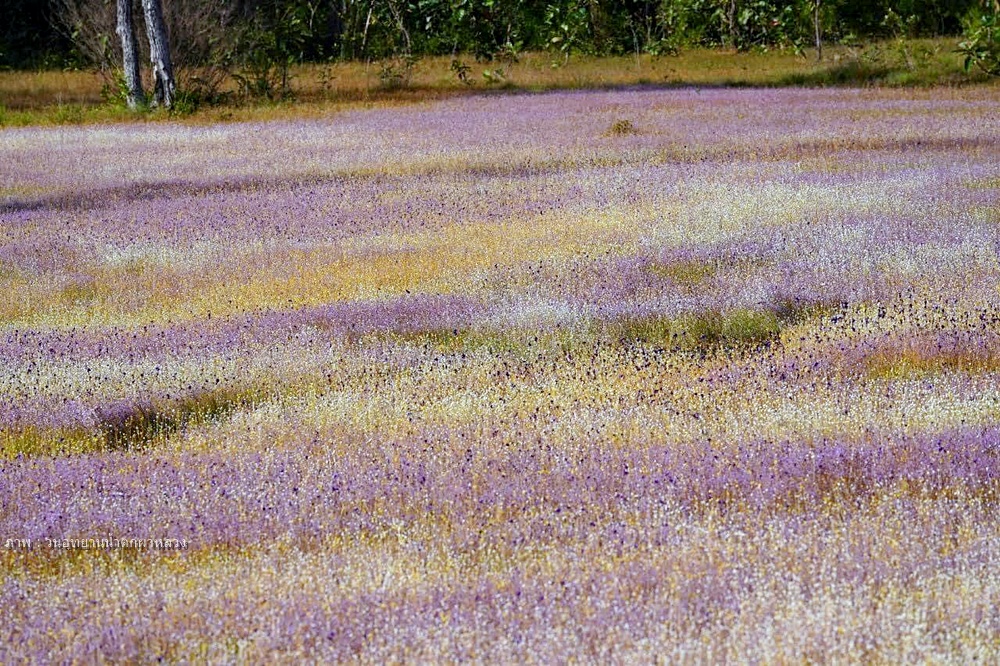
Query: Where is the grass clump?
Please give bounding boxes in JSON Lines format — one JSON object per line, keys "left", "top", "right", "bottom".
{"left": 647, "top": 259, "right": 719, "bottom": 287}
{"left": 97, "top": 387, "right": 260, "bottom": 452}
{"left": 612, "top": 308, "right": 781, "bottom": 352}
{"left": 718, "top": 308, "right": 782, "bottom": 345}
{"left": 613, "top": 300, "right": 842, "bottom": 353}
{"left": 0, "top": 426, "right": 103, "bottom": 458}
{"left": 1, "top": 387, "right": 264, "bottom": 458}
{"left": 606, "top": 118, "right": 637, "bottom": 136}
{"left": 393, "top": 326, "right": 596, "bottom": 358}
{"left": 53, "top": 103, "right": 85, "bottom": 125}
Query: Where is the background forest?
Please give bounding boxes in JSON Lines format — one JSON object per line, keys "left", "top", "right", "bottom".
{"left": 0, "top": 1, "right": 997, "bottom": 120}
{"left": 1, "top": 1, "right": 994, "bottom": 73}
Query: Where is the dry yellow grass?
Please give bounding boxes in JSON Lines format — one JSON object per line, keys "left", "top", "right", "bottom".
{"left": 0, "top": 39, "right": 990, "bottom": 126}
{"left": 0, "top": 69, "right": 105, "bottom": 109}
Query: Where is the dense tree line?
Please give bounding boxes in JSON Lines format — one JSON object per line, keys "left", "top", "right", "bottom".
{"left": 2, "top": 0, "right": 997, "bottom": 91}
{"left": 0, "top": 0, "right": 73, "bottom": 68}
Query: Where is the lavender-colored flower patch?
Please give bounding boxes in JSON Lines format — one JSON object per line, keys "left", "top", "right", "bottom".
{"left": 1, "top": 86, "right": 999, "bottom": 662}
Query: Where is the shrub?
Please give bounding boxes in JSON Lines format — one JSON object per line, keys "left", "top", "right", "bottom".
{"left": 957, "top": 8, "right": 1000, "bottom": 77}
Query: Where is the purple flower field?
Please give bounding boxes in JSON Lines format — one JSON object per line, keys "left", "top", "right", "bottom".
{"left": 2, "top": 86, "right": 1000, "bottom": 661}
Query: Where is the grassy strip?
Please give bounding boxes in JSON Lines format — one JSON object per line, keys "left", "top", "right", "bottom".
{"left": 1, "top": 386, "right": 265, "bottom": 458}
{"left": 0, "top": 303, "right": 825, "bottom": 458}
{"left": 0, "top": 40, "right": 993, "bottom": 127}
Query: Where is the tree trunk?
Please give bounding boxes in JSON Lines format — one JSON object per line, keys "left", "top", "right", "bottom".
{"left": 141, "top": 0, "right": 175, "bottom": 108}
{"left": 727, "top": 0, "right": 737, "bottom": 49}
{"left": 814, "top": 0, "right": 822, "bottom": 61}
{"left": 116, "top": 0, "right": 144, "bottom": 109}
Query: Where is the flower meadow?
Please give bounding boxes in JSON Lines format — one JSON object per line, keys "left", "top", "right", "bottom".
{"left": 1, "top": 86, "right": 1000, "bottom": 662}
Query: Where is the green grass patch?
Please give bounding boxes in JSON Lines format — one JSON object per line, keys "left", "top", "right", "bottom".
{"left": 1, "top": 386, "right": 266, "bottom": 458}
{"left": 966, "top": 177, "right": 1000, "bottom": 190}
{"left": 777, "top": 39, "right": 977, "bottom": 87}
{"left": 0, "top": 426, "right": 104, "bottom": 458}
{"left": 864, "top": 348, "right": 1000, "bottom": 380}
{"left": 646, "top": 256, "right": 779, "bottom": 289}
{"left": 611, "top": 308, "right": 780, "bottom": 352}
{"left": 52, "top": 103, "right": 86, "bottom": 125}
{"left": 59, "top": 280, "right": 107, "bottom": 306}
{"left": 390, "top": 300, "right": 836, "bottom": 359}
{"left": 391, "top": 326, "right": 597, "bottom": 358}
{"left": 779, "top": 59, "right": 894, "bottom": 86}
{"left": 97, "top": 387, "right": 261, "bottom": 452}
{"left": 611, "top": 300, "right": 837, "bottom": 353}
{"left": 647, "top": 259, "right": 720, "bottom": 287}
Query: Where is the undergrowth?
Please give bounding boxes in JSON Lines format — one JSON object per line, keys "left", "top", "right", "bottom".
{"left": 0, "top": 39, "right": 992, "bottom": 127}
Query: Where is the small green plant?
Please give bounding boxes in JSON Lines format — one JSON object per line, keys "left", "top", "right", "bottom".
{"left": 53, "top": 103, "right": 85, "bottom": 124}
{"left": 495, "top": 40, "right": 522, "bottom": 67}
{"left": 377, "top": 54, "right": 420, "bottom": 90}
{"left": 233, "top": 38, "right": 296, "bottom": 101}
{"left": 168, "top": 90, "right": 201, "bottom": 117}
{"left": 644, "top": 38, "right": 681, "bottom": 57}
{"left": 482, "top": 67, "right": 506, "bottom": 83}
{"left": 450, "top": 58, "right": 473, "bottom": 85}
{"left": 100, "top": 72, "right": 130, "bottom": 108}
{"left": 318, "top": 58, "right": 338, "bottom": 96}
{"left": 0, "top": 104, "right": 7, "bottom": 126}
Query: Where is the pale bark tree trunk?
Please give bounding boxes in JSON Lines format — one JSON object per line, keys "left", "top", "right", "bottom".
{"left": 116, "top": 0, "right": 145, "bottom": 109}
{"left": 141, "top": 0, "right": 175, "bottom": 108}
{"left": 814, "top": 0, "right": 822, "bottom": 61}
{"left": 727, "top": 0, "right": 737, "bottom": 49}
{"left": 386, "top": 0, "right": 412, "bottom": 54}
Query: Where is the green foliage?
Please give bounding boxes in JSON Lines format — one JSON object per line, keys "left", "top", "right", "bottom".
{"left": 0, "top": 0, "right": 76, "bottom": 69}
{"left": 411, "top": 0, "right": 530, "bottom": 61}
{"left": 377, "top": 54, "right": 420, "bottom": 90}
{"left": 732, "top": 1, "right": 803, "bottom": 51}
{"left": 53, "top": 103, "right": 85, "bottom": 124}
{"left": 450, "top": 58, "right": 473, "bottom": 84}
{"left": 99, "top": 71, "right": 152, "bottom": 110}
{"left": 957, "top": 7, "right": 1000, "bottom": 76}
{"left": 654, "top": 0, "right": 721, "bottom": 51}
{"left": 544, "top": 1, "right": 593, "bottom": 62}
{"left": 168, "top": 90, "right": 202, "bottom": 116}
{"left": 613, "top": 307, "right": 784, "bottom": 353}
{"left": 481, "top": 66, "right": 507, "bottom": 83}
{"left": 232, "top": 1, "right": 320, "bottom": 100}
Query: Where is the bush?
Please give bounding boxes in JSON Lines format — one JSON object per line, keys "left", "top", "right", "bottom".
{"left": 957, "top": 8, "right": 1000, "bottom": 76}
